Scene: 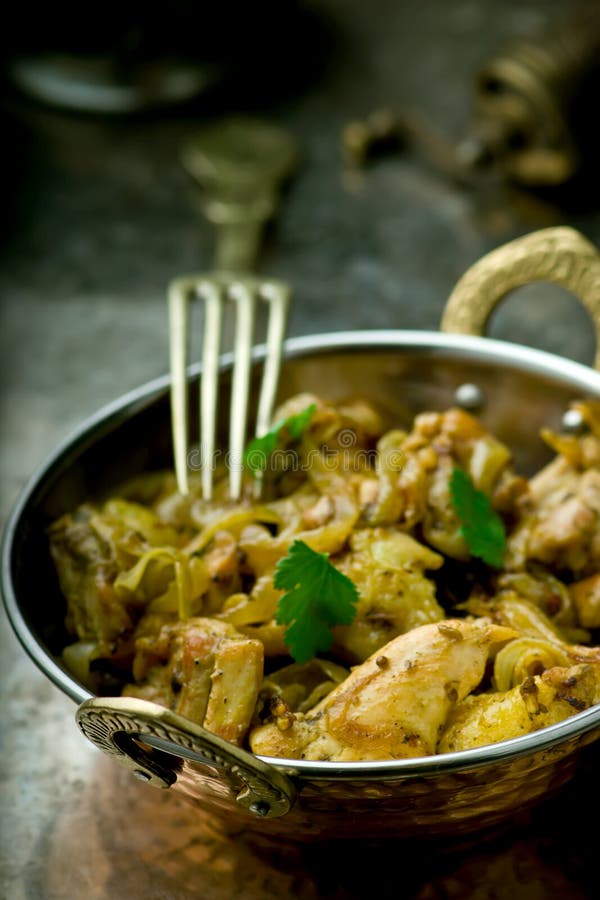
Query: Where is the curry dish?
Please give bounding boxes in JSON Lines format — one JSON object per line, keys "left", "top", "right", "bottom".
{"left": 49, "top": 395, "right": 600, "bottom": 761}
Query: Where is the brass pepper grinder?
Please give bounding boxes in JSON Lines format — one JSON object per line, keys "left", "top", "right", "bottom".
{"left": 343, "top": 9, "right": 600, "bottom": 191}
{"left": 467, "top": 11, "right": 600, "bottom": 186}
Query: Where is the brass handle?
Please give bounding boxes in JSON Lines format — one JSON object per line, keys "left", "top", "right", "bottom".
{"left": 76, "top": 697, "right": 295, "bottom": 819}
{"left": 440, "top": 227, "right": 600, "bottom": 369}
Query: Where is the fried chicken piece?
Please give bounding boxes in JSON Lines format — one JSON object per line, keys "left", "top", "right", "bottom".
{"left": 570, "top": 574, "right": 600, "bottom": 629}
{"left": 203, "top": 530, "right": 239, "bottom": 582}
{"left": 49, "top": 506, "right": 131, "bottom": 653}
{"left": 273, "top": 393, "right": 384, "bottom": 451}
{"left": 416, "top": 410, "right": 524, "bottom": 557}
{"left": 438, "top": 664, "right": 597, "bottom": 753}
{"left": 222, "top": 528, "right": 445, "bottom": 663}
{"left": 49, "top": 499, "right": 185, "bottom": 655}
{"left": 332, "top": 528, "right": 445, "bottom": 662}
{"left": 507, "top": 416, "right": 600, "bottom": 575}
{"left": 123, "top": 617, "right": 263, "bottom": 745}
{"left": 463, "top": 593, "right": 600, "bottom": 675}
{"left": 250, "top": 618, "right": 516, "bottom": 762}
{"left": 528, "top": 467, "right": 600, "bottom": 573}
{"left": 482, "top": 570, "right": 588, "bottom": 644}
{"left": 366, "top": 408, "right": 525, "bottom": 559}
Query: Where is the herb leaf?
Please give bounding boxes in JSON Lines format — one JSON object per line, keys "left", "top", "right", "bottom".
{"left": 274, "top": 540, "right": 359, "bottom": 663}
{"left": 449, "top": 467, "right": 506, "bottom": 567}
{"left": 244, "top": 404, "right": 317, "bottom": 475}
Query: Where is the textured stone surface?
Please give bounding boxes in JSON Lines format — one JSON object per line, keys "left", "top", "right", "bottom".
{"left": 1, "top": 0, "right": 600, "bottom": 896}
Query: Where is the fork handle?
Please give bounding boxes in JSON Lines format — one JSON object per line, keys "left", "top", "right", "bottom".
{"left": 203, "top": 186, "right": 277, "bottom": 272}
{"left": 213, "top": 218, "right": 265, "bottom": 272}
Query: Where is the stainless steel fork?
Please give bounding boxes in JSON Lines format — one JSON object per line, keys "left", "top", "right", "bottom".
{"left": 169, "top": 118, "right": 298, "bottom": 499}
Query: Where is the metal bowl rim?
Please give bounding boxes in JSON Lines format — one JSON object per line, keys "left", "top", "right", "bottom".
{"left": 3, "top": 327, "right": 600, "bottom": 780}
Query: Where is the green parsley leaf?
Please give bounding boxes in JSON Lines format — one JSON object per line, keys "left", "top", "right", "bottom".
{"left": 449, "top": 467, "right": 506, "bottom": 568}
{"left": 243, "top": 404, "right": 317, "bottom": 476}
{"left": 274, "top": 539, "right": 359, "bottom": 663}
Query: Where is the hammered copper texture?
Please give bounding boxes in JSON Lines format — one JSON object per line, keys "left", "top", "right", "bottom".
{"left": 163, "top": 728, "right": 598, "bottom": 841}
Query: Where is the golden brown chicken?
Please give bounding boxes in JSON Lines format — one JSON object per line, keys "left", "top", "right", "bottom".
{"left": 507, "top": 403, "right": 600, "bottom": 576}
{"left": 219, "top": 525, "right": 446, "bottom": 663}
{"left": 49, "top": 499, "right": 186, "bottom": 657}
{"left": 462, "top": 590, "right": 600, "bottom": 694}
{"left": 123, "top": 616, "right": 263, "bottom": 745}
{"left": 438, "top": 664, "right": 597, "bottom": 752}
{"left": 249, "top": 618, "right": 517, "bottom": 761}
{"left": 331, "top": 528, "right": 445, "bottom": 662}
{"left": 570, "top": 574, "right": 600, "bottom": 628}
{"left": 364, "top": 407, "right": 525, "bottom": 558}
{"left": 51, "top": 396, "right": 600, "bottom": 763}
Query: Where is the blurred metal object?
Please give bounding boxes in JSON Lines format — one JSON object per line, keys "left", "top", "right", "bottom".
{"left": 470, "top": 12, "right": 600, "bottom": 186}
{"left": 6, "top": 54, "right": 220, "bottom": 115}
{"left": 4, "top": 3, "right": 318, "bottom": 115}
{"left": 182, "top": 117, "right": 299, "bottom": 271}
{"left": 4, "top": 3, "right": 226, "bottom": 115}
{"left": 342, "top": 108, "right": 472, "bottom": 185}
{"left": 454, "top": 383, "right": 485, "bottom": 411}
{"left": 562, "top": 408, "right": 587, "bottom": 434}
{"left": 343, "top": 9, "right": 600, "bottom": 189}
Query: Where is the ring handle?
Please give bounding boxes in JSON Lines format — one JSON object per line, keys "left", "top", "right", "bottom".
{"left": 76, "top": 697, "right": 295, "bottom": 819}
{"left": 440, "top": 227, "right": 600, "bottom": 370}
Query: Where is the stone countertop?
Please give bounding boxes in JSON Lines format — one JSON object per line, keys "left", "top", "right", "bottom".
{"left": 1, "top": 1, "right": 600, "bottom": 897}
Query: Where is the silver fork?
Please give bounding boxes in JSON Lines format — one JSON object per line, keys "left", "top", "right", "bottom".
{"left": 169, "top": 118, "right": 298, "bottom": 499}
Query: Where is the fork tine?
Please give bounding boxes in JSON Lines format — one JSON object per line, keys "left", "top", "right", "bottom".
{"left": 255, "top": 282, "right": 290, "bottom": 438}
{"left": 170, "top": 274, "right": 289, "bottom": 501}
{"left": 169, "top": 278, "right": 191, "bottom": 495}
{"left": 252, "top": 282, "right": 290, "bottom": 497}
{"left": 199, "top": 280, "right": 223, "bottom": 501}
{"left": 228, "top": 281, "right": 256, "bottom": 500}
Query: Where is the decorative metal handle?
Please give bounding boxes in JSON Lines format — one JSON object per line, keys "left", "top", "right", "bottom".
{"left": 440, "top": 227, "right": 600, "bottom": 370}
{"left": 76, "top": 697, "right": 295, "bottom": 819}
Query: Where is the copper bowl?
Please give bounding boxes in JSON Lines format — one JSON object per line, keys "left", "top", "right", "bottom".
{"left": 3, "top": 227, "right": 600, "bottom": 841}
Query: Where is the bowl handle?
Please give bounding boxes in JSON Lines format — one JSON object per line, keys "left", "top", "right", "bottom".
{"left": 440, "top": 227, "right": 600, "bottom": 369}
{"left": 76, "top": 696, "right": 296, "bottom": 819}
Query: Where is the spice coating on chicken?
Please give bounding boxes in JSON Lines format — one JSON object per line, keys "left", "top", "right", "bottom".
{"left": 382, "top": 408, "right": 525, "bottom": 558}
{"left": 50, "top": 397, "right": 600, "bottom": 761}
{"left": 331, "top": 528, "right": 445, "bottom": 662}
{"left": 123, "top": 617, "right": 263, "bottom": 745}
{"left": 250, "top": 618, "right": 516, "bottom": 761}
{"left": 507, "top": 404, "right": 600, "bottom": 576}
{"left": 438, "top": 664, "right": 596, "bottom": 752}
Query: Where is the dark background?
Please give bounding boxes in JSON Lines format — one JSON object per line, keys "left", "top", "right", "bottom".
{"left": 1, "top": 1, "right": 600, "bottom": 896}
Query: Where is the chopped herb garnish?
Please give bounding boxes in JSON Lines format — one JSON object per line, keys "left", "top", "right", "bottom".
{"left": 449, "top": 467, "right": 506, "bottom": 568}
{"left": 274, "top": 539, "right": 359, "bottom": 663}
{"left": 244, "top": 404, "right": 316, "bottom": 475}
